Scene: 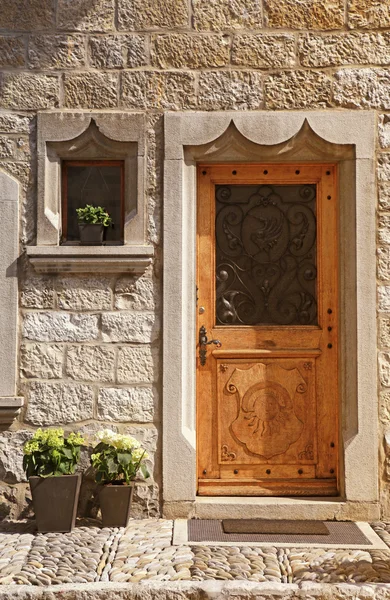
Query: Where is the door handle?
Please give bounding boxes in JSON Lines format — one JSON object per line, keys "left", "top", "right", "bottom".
{"left": 199, "top": 325, "right": 222, "bottom": 366}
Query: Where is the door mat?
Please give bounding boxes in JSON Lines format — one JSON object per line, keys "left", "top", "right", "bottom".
{"left": 173, "top": 519, "right": 388, "bottom": 549}
{"left": 222, "top": 519, "right": 329, "bottom": 535}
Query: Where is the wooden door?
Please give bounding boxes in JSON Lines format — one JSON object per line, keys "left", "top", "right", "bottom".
{"left": 196, "top": 164, "right": 338, "bottom": 496}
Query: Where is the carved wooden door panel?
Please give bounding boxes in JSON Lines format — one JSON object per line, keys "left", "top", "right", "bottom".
{"left": 196, "top": 164, "right": 338, "bottom": 496}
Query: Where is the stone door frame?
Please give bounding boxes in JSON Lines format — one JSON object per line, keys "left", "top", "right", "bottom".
{"left": 163, "top": 110, "right": 378, "bottom": 520}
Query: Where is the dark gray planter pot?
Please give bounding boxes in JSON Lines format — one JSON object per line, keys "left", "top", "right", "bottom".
{"left": 99, "top": 482, "right": 134, "bottom": 528}
{"left": 78, "top": 223, "right": 104, "bottom": 245}
{"left": 29, "top": 474, "right": 81, "bottom": 533}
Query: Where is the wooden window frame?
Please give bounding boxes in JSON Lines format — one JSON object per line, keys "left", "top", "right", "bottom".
{"left": 61, "top": 160, "right": 125, "bottom": 245}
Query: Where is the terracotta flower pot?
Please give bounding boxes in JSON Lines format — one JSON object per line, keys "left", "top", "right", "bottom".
{"left": 29, "top": 474, "right": 81, "bottom": 533}
{"left": 99, "top": 482, "right": 135, "bottom": 528}
{"left": 78, "top": 223, "right": 104, "bottom": 245}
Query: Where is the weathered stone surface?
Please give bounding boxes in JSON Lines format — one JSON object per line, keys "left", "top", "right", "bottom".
{"left": 348, "top": 0, "right": 390, "bottom": 29}
{"left": 379, "top": 215, "right": 390, "bottom": 245}
{"left": 28, "top": 35, "right": 85, "bottom": 69}
{"left": 0, "top": 135, "right": 29, "bottom": 161}
{"left": 121, "top": 71, "right": 196, "bottom": 110}
{"left": 152, "top": 34, "right": 230, "bottom": 69}
{"left": 193, "top": 0, "right": 262, "bottom": 31}
{"left": 98, "top": 386, "right": 155, "bottom": 422}
{"left": 334, "top": 69, "right": 390, "bottom": 109}
{"left": 264, "top": 0, "right": 344, "bottom": 29}
{"left": 117, "top": 346, "right": 157, "bottom": 383}
{"left": 265, "top": 70, "right": 332, "bottom": 109}
{"left": 380, "top": 317, "right": 390, "bottom": 348}
{"left": 25, "top": 382, "right": 94, "bottom": 425}
{"left": 381, "top": 391, "right": 390, "bottom": 424}
{"left": 378, "top": 247, "right": 390, "bottom": 281}
{"left": 56, "top": 277, "right": 112, "bottom": 311}
{"left": 0, "top": 431, "right": 32, "bottom": 483}
{"left": 118, "top": 0, "right": 188, "bottom": 30}
{"left": 0, "top": 0, "right": 54, "bottom": 31}
{"left": 101, "top": 313, "right": 159, "bottom": 343}
{"left": 232, "top": 35, "right": 296, "bottom": 68}
{"left": 379, "top": 286, "right": 390, "bottom": 312}
{"left": 21, "top": 277, "right": 54, "bottom": 309}
{"left": 0, "top": 36, "right": 25, "bottom": 67}
{"left": 379, "top": 154, "right": 390, "bottom": 183}
{"left": 89, "top": 35, "right": 146, "bottom": 69}
{"left": 66, "top": 345, "right": 115, "bottom": 383}
{"left": 20, "top": 343, "right": 63, "bottom": 379}
{"left": 299, "top": 32, "right": 390, "bottom": 67}
{"left": 198, "top": 71, "right": 263, "bottom": 110}
{"left": 0, "top": 74, "right": 59, "bottom": 109}
{"left": 115, "top": 276, "right": 156, "bottom": 311}
{"left": 64, "top": 73, "right": 118, "bottom": 109}
{"left": 380, "top": 352, "right": 390, "bottom": 387}
{"left": 23, "top": 312, "right": 99, "bottom": 343}
{"left": 0, "top": 113, "right": 31, "bottom": 134}
{"left": 379, "top": 115, "right": 390, "bottom": 149}
{"left": 57, "top": 0, "right": 115, "bottom": 32}
{"left": 132, "top": 480, "right": 159, "bottom": 517}
{"left": 0, "top": 161, "right": 31, "bottom": 191}
{"left": 380, "top": 184, "right": 390, "bottom": 211}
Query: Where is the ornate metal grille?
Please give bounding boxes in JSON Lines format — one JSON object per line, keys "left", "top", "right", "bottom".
{"left": 215, "top": 184, "right": 317, "bottom": 326}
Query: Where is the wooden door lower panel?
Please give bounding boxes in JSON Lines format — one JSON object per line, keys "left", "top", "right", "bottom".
{"left": 198, "top": 478, "right": 338, "bottom": 496}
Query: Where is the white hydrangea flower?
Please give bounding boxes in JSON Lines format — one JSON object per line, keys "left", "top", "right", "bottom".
{"left": 96, "top": 429, "right": 117, "bottom": 445}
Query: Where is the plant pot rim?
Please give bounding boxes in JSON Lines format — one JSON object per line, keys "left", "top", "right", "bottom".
{"left": 29, "top": 473, "right": 81, "bottom": 479}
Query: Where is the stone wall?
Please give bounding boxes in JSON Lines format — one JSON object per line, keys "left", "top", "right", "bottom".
{"left": 0, "top": 0, "right": 389, "bottom": 518}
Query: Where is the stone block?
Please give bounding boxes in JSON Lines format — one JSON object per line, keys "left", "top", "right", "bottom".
{"left": 378, "top": 247, "right": 390, "bottom": 281}
{"left": 198, "top": 71, "right": 263, "bottom": 110}
{"left": 121, "top": 71, "right": 196, "bottom": 110}
{"left": 334, "top": 69, "right": 390, "bottom": 109}
{"left": 0, "top": 431, "right": 32, "bottom": 483}
{"left": 97, "top": 386, "right": 155, "bottom": 422}
{"left": 132, "top": 481, "right": 159, "bottom": 518}
{"left": 25, "top": 382, "right": 94, "bottom": 426}
{"left": 115, "top": 275, "right": 156, "bottom": 310}
{"left": 0, "top": 161, "right": 31, "bottom": 191}
{"left": 381, "top": 391, "right": 390, "bottom": 424}
{"left": 23, "top": 312, "right": 99, "bottom": 343}
{"left": 379, "top": 286, "right": 390, "bottom": 312}
{"left": 64, "top": 73, "right": 118, "bottom": 109}
{"left": 299, "top": 32, "right": 390, "bottom": 67}
{"left": 0, "top": 74, "right": 59, "bottom": 110}
{"left": 89, "top": 35, "right": 146, "bottom": 69}
{"left": 379, "top": 115, "right": 390, "bottom": 149}
{"left": 152, "top": 34, "right": 230, "bottom": 69}
{"left": 380, "top": 184, "right": 390, "bottom": 211}
{"left": 0, "top": 36, "right": 25, "bottom": 67}
{"left": 348, "top": 0, "right": 390, "bottom": 29}
{"left": 265, "top": 70, "right": 332, "bottom": 109}
{"left": 101, "top": 313, "right": 159, "bottom": 343}
{"left": 56, "top": 277, "right": 112, "bottom": 311}
{"left": 0, "top": 114, "right": 31, "bottom": 134}
{"left": 232, "top": 35, "right": 296, "bottom": 68}
{"left": 380, "top": 317, "right": 390, "bottom": 349}
{"left": 118, "top": 0, "right": 188, "bottom": 30}
{"left": 264, "top": 0, "right": 344, "bottom": 29}
{"left": 117, "top": 346, "right": 157, "bottom": 383}
{"left": 193, "top": 0, "right": 262, "bottom": 31}
{"left": 379, "top": 215, "right": 390, "bottom": 245}
{"left": 380, "top": 352, "right": 390, "bottom": 387}
{"left": 0, "top": 135, "right": 29, "bottom": 161}
{"left": 28, "top": 35, "right": 86, "bottom": 69}
{"left": 0, "top": 0, "right": 54, "bottom": 31}
{"left": 57, "top": 0, "right": 115, "bottom": 32}
{"left": 66, "top": 345, "right": 115, "bottom": 383}
{"left": 20, "top": 343, "right": 63, "bottom": 379}
{"left": 379, "top": 154, "right": 390, "bottom": 183}
{"left": 21, "top": 277, "right": 54, "bottom": 309}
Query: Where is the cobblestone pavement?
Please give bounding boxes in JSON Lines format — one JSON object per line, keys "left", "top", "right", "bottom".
{"left": 0, "top": 520, "right": 390, "bottom": 586}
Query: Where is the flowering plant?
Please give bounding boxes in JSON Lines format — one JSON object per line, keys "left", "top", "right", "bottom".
{"left": 23, "top": 428, "right": 86, "bottom": 478}
{"left": 90, "top": 429, "right": 149, "bottom": 485}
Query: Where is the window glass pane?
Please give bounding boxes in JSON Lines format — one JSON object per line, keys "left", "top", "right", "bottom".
{"left": 215, "top": 184, "right": 317, "bottom": 326}
{"left": 65, "top": 164, "right": 122, "bottom": 243}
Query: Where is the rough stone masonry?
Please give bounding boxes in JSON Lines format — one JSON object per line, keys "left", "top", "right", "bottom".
{"left": 0, "top": 0, "right": 390, "bottom": 519}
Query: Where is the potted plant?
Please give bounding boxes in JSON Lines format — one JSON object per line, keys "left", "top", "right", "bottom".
{"left": 76, "top": 204, "right": 113, "bottom": 245}
{"left": 91, "top": 429, "right": 149, "bottom": 528}
{"left": 23, "top": 428, "right": 85, "bottom": 533}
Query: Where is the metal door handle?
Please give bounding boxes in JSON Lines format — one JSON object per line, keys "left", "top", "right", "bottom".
{"left": 199, "top": 325, "right": 221, "bottom": 366}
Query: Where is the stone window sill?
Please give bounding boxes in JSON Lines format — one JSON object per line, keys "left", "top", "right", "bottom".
{"left": 0, "top": 397, "right": 24, "bottom": 427}
{"left": 26, "top": 246, "right": 154, "bottom": 274}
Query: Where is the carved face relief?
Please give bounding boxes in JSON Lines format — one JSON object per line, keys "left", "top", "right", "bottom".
{"left": 227, "top": 363, "right": 305, "bottom": 459}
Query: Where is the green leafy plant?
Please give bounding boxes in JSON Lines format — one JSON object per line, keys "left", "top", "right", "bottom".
{"left": 76, "top": 205, "right": 113, "bottom": 227}
{"left": 23, "top": 428, "right": 86, "bottom": 478}
{"left": 90, "top": 429, "right": 150, "bottom": 485}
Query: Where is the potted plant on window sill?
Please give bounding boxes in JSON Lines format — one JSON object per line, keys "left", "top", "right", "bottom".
{"left": 91, "top": 429, "right": 150, "bottom": 528}
{"left": 23, "top": 428, "right": 85, "bottom": 533}
{"left": 76, "top": 204, "right": 113, "bottom": 245}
